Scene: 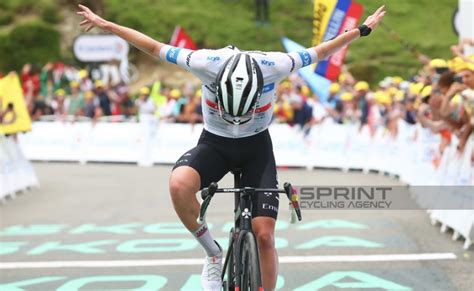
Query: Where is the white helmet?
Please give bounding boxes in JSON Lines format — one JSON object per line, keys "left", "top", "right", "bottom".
{"left": 216, "top": 53, "right": 263, "bottom": 124}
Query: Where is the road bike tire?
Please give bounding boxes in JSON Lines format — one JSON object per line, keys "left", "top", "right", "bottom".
{"left": 240, "top": 232, "right": 262, "bottom": 291}
{"left": 226, "top": 228, "right": 236, "bottom": 291}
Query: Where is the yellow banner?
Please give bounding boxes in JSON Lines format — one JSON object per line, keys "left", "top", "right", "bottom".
{"left": 312, "top": 0, "right": 337, "bottom": 46}
{"left": 0, "top": 73, "right": 32, "bottom": 134}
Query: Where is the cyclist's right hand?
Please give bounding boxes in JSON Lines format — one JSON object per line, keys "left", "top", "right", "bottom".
{"left": 77, "top": 4, "right": 108, "bottom": 32}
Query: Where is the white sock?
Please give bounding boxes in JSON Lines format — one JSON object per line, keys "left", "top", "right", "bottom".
{"left": 192, "top": 222, "right": 220, "bottom": 256}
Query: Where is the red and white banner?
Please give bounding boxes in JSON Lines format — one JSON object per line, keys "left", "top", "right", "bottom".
{"left": 170, "top": 26, "right": 197, "bottom": 50}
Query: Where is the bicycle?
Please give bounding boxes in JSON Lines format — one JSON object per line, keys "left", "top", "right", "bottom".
{"left": 197, "top": 169, "right": 302, "bottom": 291}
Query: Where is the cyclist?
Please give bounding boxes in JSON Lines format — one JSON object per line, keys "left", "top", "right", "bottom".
{"left": 78, "top": 4, "right": 386, "bottom": 290}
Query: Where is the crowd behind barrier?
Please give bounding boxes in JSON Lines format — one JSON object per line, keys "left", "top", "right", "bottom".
{"left": 3, "top": 39, "right": 474, "bottom": 248}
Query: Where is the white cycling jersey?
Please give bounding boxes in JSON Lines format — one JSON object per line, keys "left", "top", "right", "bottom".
{"left": 160, "top": 45, "right": 318, "bottom": 138}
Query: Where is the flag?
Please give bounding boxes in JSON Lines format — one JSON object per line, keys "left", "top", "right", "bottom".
{"left": 326, "top": 2, "right": 364, "bottom": 81}
{"left": 315, "top": 0, "right": 352, "bottom": 77}
{"left": 0, "top": 73, "right": 32, "bottom": 134}
{"left": 170, "top": 26, "right": 197, "bottom": 50}
{"left": 312, "top": 0, "right": 338, "bottom": 46}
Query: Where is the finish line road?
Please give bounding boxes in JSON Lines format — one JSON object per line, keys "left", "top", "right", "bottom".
{"left": 1, "top": 163, "right": 473, "bottom": 290}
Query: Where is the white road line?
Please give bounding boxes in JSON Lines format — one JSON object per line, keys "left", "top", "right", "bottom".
{"left": 0, "top": 253, "right": 456, "bottom": 269}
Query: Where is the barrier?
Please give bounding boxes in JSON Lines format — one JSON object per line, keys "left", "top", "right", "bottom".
{"left": 0, "top": 135, "right": 39, "bottom": 202}
{"left": 16, "top": 120, "right": 474, "bottom": 249}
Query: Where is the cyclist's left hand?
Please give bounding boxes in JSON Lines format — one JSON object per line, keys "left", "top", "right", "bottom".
{"left": 363, "top": 5, "right": 386, "bottom": 31}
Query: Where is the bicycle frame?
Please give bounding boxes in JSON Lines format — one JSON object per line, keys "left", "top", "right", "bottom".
{"left": 197, "top": 170, "right": 302, "bottom": 290}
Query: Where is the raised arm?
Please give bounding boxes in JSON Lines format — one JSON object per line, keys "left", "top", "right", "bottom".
{"left": 312, "top": 5, "right": 386, "bottom": 60}
{"left": 77, "top": 4, "right": 165, "bottom": 59}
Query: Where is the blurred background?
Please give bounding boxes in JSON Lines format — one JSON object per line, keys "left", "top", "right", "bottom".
{"left": 1, "top": 0, "right": 474, "bottom": 290}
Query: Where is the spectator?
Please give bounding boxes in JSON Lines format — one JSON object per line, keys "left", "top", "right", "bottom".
{"left": 354, "top": 81, "right": 370, "bottom": 129}
{"left": 50, "top": 89, "right": 68, "bottom": 120}
{"left": 95, "top": 80, "right": 112, "bottom": 116}
{"left": 67, "top": 81, "right": 85, "bottom": 117}
{"left": 83, "top": 91, "right": 97, "bottom": 119}
{"left": 135, "top": 87, "right": 156, "bottom": 117}
{"left": 255, "top": 0, "right": 270, "bottom": 25}
{"left": 39, "top": 62, "right": 54, "bottom": 102}
{"left": 79, "top": 70, "right": 93, "bottom": 92}
{"left": 31, "top": 95, "right": 53, "bottom": 121}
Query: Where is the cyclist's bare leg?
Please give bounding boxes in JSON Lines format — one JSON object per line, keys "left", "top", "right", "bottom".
{"left": 252, "top": 216, "right": 278, "bottom": 290}
{"left": 169, "top": 166, "right": 201, "bottom": 231}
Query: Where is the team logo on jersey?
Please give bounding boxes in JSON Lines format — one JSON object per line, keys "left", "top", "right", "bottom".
{"left": 260, "top": 59, "right": 275, "bottom": 66}
{"left": 262, "top": 83, "right": 275, "bottom": 94}
{"left": 186, "top": 51, "right": 195, "bottom": 67}
{"left": 207, "top": 56, "right": 220, "bottom": 62}
{"left": 166, "top": 47, "right": 182, "bottom": 64}
{"left": 297, "top": 50, "right": 312, "bottom": 67}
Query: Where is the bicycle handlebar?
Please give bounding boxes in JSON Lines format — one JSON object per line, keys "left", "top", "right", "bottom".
{"left": 197, "top": 182, "right": 302, "bottom": 225}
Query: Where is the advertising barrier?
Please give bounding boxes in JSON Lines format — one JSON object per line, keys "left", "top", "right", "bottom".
{"left": 15, "top": 121, "right": 474, "bottom": 248}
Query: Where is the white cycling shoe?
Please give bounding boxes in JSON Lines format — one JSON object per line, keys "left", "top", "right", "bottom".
{"left": 201, "top": 241, "right": 223, "bottom": 291}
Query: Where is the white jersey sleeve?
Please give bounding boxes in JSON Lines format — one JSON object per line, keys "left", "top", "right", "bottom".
{"left": 159, "top": 45, "right": 236, "bottom": 84}
{"left": 262, "top": 48, "right": 318, "bottom": 81}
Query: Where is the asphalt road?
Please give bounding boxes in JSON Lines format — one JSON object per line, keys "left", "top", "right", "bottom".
{"left": 0, "top": 163, "right": 473, "bottom": 290}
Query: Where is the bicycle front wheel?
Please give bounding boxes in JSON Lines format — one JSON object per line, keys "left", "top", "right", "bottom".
{"left": 240, "top": 232, "right": 262, "bottom": 291}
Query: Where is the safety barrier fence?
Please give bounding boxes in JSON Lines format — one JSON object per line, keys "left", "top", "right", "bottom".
{"left": 4, "top": 120, "right": 474, "bottom": 249}
{"left": 0, "top": 135, "right": 39, "bottom": 202}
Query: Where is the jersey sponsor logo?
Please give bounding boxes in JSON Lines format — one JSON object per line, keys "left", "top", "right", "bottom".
{"left": 185, "top": 51, "right": 195, "bottom": 67}
{"left": 166, "top": 47, "right": 182, "bottom": 64}
{"left": 297, "top": 50, "right": 312, "bottom": 67}
{"left": 260, "top": 59, "right": 276, "bottom": 66}
{"left": 262, "top": 83, "right": 275, "bottom": 94}
{"left": 207, "top": 56, "right": 220, "bottom": 62}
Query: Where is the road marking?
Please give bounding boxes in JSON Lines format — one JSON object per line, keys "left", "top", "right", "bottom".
{"left": 0, "top": 253, "right": 456, "bottom": 269}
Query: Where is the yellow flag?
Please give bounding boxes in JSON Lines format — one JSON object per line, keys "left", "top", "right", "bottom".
{"left": 0, "top": 73, "right": 32, "bottom": 134}
{"left": 312, "top": 0, "right": 338, "bottom": 46}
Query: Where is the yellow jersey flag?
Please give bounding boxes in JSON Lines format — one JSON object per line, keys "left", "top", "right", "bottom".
{"left": 312, "top": 0, "right": 338, "bottom": 46}
{"left": 0, "top": 73, "right": 32, "bottom": 134}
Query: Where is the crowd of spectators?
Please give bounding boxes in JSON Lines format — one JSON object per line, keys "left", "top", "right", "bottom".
{"left": 9, "top": 38, "right": 474, "bottom": 160}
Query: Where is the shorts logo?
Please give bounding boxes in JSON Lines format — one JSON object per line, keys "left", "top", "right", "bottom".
{"left": 297, "top": 50, "right": 312, "bottom": 67}
{"left": 166, "top": 47, "right": 182, "bottom": 64}
{"left": 260, "top": 60, "right": 275, "bottom": 66}
{"left": 262, "top": 203, "right": 278, "bottom": 212}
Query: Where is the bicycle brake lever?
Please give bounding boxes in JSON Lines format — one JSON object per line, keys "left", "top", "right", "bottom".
{"left": 201, "top": 182, "right": 218, "bottom": 200}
